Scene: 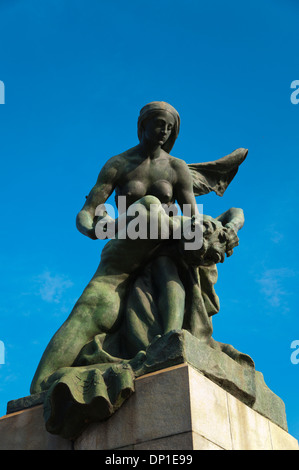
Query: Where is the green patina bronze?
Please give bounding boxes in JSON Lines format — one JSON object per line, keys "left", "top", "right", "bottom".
{"left": 25, "top": 101, "right": 286, "bottom": 439}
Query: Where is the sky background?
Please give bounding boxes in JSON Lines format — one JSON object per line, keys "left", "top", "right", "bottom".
{"left": 0, "top": 0, "right": 298, "bottom": 442}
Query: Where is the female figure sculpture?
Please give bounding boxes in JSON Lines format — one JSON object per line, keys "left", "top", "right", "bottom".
{"left": 30, "top": 101, "right": 249, "bottom": 438}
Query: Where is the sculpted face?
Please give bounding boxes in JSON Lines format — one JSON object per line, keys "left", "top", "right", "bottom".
{"left": 141, "top": 110, "right": 176, "bottom": 147}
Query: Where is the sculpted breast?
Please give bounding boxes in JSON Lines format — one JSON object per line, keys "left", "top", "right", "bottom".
{"left": 116, "top": 179, "right": 174, "bottom": 207}
{"left": 148, "top": 179, "right": 173, "bottom": 204}
{"left": 116, "top": 180, "right": 147, "bottom": 207}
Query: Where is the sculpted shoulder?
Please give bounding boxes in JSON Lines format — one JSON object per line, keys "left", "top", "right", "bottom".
{"left": 169, "top": 154, "right": 188, "bottom": 168}
{"left": 98, "top": 146, "right": 138, "bottom": 182}
{"left": 104, "top": 146, "right": 140, "bottom": 168}
{"left": 101, "top": 152, "right": 127, "bottom": 171}
{"left": 169, "top": 155, "right": 192, "bottom": 184}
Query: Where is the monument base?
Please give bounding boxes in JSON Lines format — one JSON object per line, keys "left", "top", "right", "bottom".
{"left": 0, "top": 364, "right": 298, "bottom": 450}
{"left": 6, "top": 329, "right": 290, "bottom": 437}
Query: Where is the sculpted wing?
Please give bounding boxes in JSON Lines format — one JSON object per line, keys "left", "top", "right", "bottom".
{"left": 188, "top": 148, "right": 248, "bottom": 197}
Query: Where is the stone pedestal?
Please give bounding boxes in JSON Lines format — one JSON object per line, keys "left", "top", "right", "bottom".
{"left": 0, "top": 405, "right": 72, "bottom": 450}
{"left": 0, "top": 364, "right": 298, "bottom": 450}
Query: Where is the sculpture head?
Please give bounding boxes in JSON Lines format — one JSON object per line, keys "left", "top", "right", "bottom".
{"left": 137, "top": 101, "right": 180, "bottom": 153}
{"left": 180, "top": 218, "right": 238, "bottom": 267}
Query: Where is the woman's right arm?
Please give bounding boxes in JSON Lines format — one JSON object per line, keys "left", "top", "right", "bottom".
{"left": 76, "top": 156, "right": 121, "bottom": 239}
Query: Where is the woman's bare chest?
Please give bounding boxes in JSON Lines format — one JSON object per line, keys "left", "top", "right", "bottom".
{"left": 117, "top": 157, "right": 175, "bottom": 204}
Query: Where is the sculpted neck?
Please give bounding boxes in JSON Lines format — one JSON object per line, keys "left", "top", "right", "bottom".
{"left": 138, "top": 140, "right": 162, "bottom": 160}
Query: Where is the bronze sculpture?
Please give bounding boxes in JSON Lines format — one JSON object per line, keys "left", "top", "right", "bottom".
{"left": 30, "top": 101, "right": 279, "bottom": 439}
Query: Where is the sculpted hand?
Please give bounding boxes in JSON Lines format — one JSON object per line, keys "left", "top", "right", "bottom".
{"left": 224, "top": 224, "right": 239, "bottom": 257}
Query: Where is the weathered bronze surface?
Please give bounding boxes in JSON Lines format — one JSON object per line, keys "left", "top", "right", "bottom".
{"left": 26, "top": 101, "right": 286, "bottom": 439}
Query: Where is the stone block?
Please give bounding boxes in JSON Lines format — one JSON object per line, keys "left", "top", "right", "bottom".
{"left": 74, "top": 364, "right": 192, "bottom": 450}
{"left": 269, "top": 421, "right": 299, "bottom": 450}
{"left": 227, "top": 393, "right": 273, "bottom": 450}
{"left": 188, "top": 366, "right": 232, "bottom": 449}
{"left": 1, "top": 364, "right": 298, "bottom": 450}
{"left": 133, "top": 433, "right": 194, "bottom": 450}
{"left": 74, "top": 364, "right": 299, "bottom": 451}
{"left": 0, "top": 406, "right": 72, "bottom": 450}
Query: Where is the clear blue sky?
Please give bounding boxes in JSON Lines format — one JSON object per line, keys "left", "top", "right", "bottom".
{"left": 0, "top": 0, "right": 298, "bottom": 441}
